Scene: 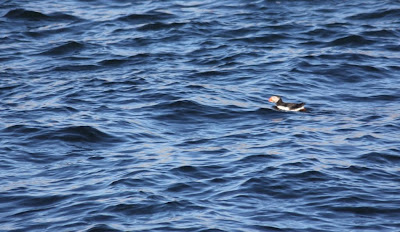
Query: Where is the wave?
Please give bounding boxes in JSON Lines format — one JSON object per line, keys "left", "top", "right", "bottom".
{"left": 52, "top": 126, "right": 120, "bottom": 143}
{"left": 360, "top": 152, "right": 400, "bottom": 164}
{"left": 86, "top": 224, "right": 121, "bottom": 232}
{"left": 361, "top": 29, "right": 399, "bottom": 38}
{"left": 117, "top": 10, "right": 175, "bottom": 23}
{"left": 151, "top": 99, "right": 226, "bottom": 121}
{"left": 332, "top": 94, "right": 400, "bottom": 103}
{"left": 137, "top": 22, "right": 186, "bottom": 31}
{"left": 331, "top": 205, "right": 400, "bottom": 215}
{"left": 230, "top": 33, "right": 289, "bottom": 44}
{"left": 39, "top": 41, "right": 84, "bottom": 56}
{"left": 328, "top": 35, "right": 375, "bottom": 46}
{"left": 104, "top": 200, "right": 205, "bottom": 216}
{"left": 52, "top": 64, "right": 99, "bottom": 72}
{"left": 149, "top": 99, "right": 277, "bottom": 122}
{"left": 97, "top": 53, "right": 151, "bottom": 67}
{"left": 347, "top": 8, "right": 400, "bottom": 20}
{"left": 4, "top": 8, "right": 80, "bottom": 22}
{"left": 3, "top": 125, "right": 123, "bottom": 144}
{"left": 2, "top": 1, "right": 400, "bottom": 231}
{"left": 3, "top": 124, "right": 42, "bottom": 134}
{"left": 170, "top": 164, "right": 228, "bottom": 181}
{"left": 98, "top": 58, "right": 130, "bottom": 67}
{"left": 304, "top": 28, "right": 339, "bottom": 38}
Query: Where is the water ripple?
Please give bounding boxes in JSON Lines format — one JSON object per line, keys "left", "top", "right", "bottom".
{"left": 1, "top": 0, "right": 400, "bottom": 231}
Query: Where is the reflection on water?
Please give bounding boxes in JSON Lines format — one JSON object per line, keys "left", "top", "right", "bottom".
{"left": 1, "top": 0, "right": 400, "bottom": 231}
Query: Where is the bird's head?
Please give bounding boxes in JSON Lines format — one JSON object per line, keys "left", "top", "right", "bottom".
{"left": 268, "top": 95, "right": 281, "bottom": 103}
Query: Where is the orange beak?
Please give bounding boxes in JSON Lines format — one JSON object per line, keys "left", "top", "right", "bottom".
{"left": 268, "top": 97, "right": 273, "bottom": 102}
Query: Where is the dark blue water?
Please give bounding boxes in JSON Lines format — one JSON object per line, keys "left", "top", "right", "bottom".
{"left": 1, "top": 0, "right": 400, "bottom": 231}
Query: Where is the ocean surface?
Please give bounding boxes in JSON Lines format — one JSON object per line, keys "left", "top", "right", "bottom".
{"left": 1, "top": 0, "right": 400, "bottom": 231}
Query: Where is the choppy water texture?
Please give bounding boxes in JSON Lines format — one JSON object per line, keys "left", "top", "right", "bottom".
{"left": 1, "top": 0, "right": 400, "bottom": 231}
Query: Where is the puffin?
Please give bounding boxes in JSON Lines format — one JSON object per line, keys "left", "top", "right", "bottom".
{"left": 268, "top": 96, "right": 306, "bottom": 112}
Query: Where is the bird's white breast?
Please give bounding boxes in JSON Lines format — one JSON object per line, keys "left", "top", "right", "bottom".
{"left": 277, "top": 105, "right": 304, "bottom": 111}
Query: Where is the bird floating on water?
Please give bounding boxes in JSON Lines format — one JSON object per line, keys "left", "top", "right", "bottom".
{"left": 268, "top": 96, "right": 306, "bottom": 112}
